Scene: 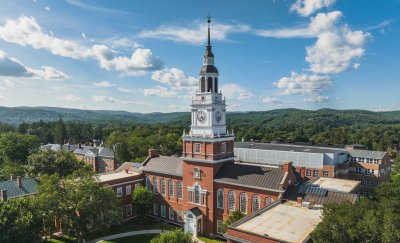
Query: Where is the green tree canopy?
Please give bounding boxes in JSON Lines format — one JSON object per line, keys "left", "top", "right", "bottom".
{"left": 0, "top": 132, "right": 40, "bottom": 163}
{"left": 132, "top": 185, "right": 153, "bottom": 218}
{"left": 221, "top": 210, "right": 245, "bottom": 234}
{"left": 150, "top": 229, "right": 194, "bottom": 243}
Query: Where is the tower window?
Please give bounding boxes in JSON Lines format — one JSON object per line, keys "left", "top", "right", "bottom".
{"left": 214, "top": 78, "right": 218, "bottom": 93}
{"left": 195, "top": 143, "right": 201, "bottom": 154}
{"left": 200, "top": 77, "right": 205, "bottom": 92}
{"left": 194, "top": 168, "right": 201, "bottom": 180}
{"left": 221, "top": 142, "right": 226, "bottom": 154}
{"left": 207, "top": 77, "right": 213, "bottom": 92}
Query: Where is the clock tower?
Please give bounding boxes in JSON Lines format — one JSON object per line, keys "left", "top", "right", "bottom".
{"left": 182, "top": 16, "right": 235, "bottom": 236}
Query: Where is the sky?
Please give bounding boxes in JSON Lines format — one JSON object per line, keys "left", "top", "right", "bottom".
{"left": 0, "top": 0, "right": 399, "bottom": 113}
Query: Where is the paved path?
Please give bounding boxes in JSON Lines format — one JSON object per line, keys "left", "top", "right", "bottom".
{"left": 91, "top": 229, "right": 165, "bottom": 242}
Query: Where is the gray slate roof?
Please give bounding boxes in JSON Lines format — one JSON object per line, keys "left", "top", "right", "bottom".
{"left": 214, "top": 163, "right": 285, "bottom": 191}
{"left": 142, "top": 156, "right": 183, "bottom": 177}
{"left": 74, "top": 146, "right": 114, "bottom": 158}
{"left": 98, "top": 147, "right": 114, "bottom": 157}
{"left": 348, "top": 150, "right": 387, "bottom": 159}
{"left": 0, "top": 178, "right": 37, "bottom": 198}
{"left": 235, "top": 142, "right": 345, "bottom": 154}
{"left": 304, "top": 191, "right": 358, "bottom": 205}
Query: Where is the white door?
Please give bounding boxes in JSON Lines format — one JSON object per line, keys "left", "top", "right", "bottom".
{"left": 185, "top": 214, "right": 196, "bottom": 236}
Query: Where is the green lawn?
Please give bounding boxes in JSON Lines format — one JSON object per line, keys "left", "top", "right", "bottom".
{"left": 101, "top": 234, "right": 157, "bottom": 243}
{"left": 45, "top": 235, "right": 76, "bottom": 243}
{"left": 197, "top": 236, "right": 226, "bottom": 243}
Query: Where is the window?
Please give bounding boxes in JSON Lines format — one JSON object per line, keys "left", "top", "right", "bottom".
{"left": 266, "top": 197, "right": 274, "bottom": 205}
{"left": 217, "top": 189, "right": 224, "bottom": 209}
{"left": 200, "top": 77, "right": 205, "bottom": 92}
{"left": 228, "top": 191, "right": 236, "bottom": 211}
{"left": 153, "top": 203, "right": 158, "bottom": 215}
{"left": 177, "top": 181, "right": 183, "bottom": 199}
{"left": 135, "top": 183, "right": 141, "bottom": 189}
{"left": 252, "top": 195, "right": 260, "bottom": 212}
{"left": 214, "top": 78, "right": 218, "bottom": 93}
{"left": 189, "top": 190, "right": 193, "bottom": 202}
{"left": 355, "top": 167, "right": 362, "bottom": 174}
{"left": 240, "top": 193, "right": 248, "bottom": 214}
{"left": 126, "top": 185, "right": 132, "bottom": 195}
{"left": 161, "top": 205, "right": 166, "bottom": 218}
{"left": 313, "top": 170, "right": 319, "bottom": 177}
{"left": 126, "top": 204, "right": 132, "bottom": 216}
{"left": 207, "top": 77, "right": 213, "bottom": 92}
{"left": 177, "top": 210, "right": 183, "bottom": 222}
{"left": 363, "top": 191, "right": 369, "bottom": 197}
{"left": 168, "top": 179, "right": 174, "bottom": 197}
{"left": 169, "top": 207, "right": 175, "bottom": 220}
{"left": 146, "top": 176, "right": 151, "bottom": 191}
{"left": 116, "top": 187, "right": 123, "bottom": 197}
{"left": 365, "top": 169, "right": 374, "bottom": 176}
{"left": 323, "top": 171, "right": 329, "bottom": 177}
{"left": 194, "top": 168, "right": 201, "bottom": 180}
{"left": 195, "top": 143, "right": 201, "bottom": 154}
{"left": 306, "top": 169, "right": 311, "bottom": 177}
{"left": 153, "top": 177, "right": 158, "bottom": 193}
{"left": 221, "top": 142, "right": 226, "bottom": 154}
{"left": 217, "top": 220, "right": 223, "bottom": 234}
{"left": 194, "top": 185, "right": 200, "bottom": 204}
{"left": 374, "top": 159, "right": 379, "bottom": 164}
{"left": 160, "top": 178, "right": 166, "bottom": 195}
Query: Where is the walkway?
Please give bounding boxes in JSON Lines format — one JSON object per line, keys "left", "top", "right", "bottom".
{"left": 91, "top": 229, "right": 165, "bottom": 243}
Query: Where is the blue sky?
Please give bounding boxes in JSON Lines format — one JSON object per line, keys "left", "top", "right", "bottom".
{"left": 0, "top": 0, "right": 399, "bottom": 112}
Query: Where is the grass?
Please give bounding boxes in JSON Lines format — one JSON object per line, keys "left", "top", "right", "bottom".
{"left": 198, "top": 236, "right": 226, "bottom": 243}
{"left": 101, "top": 234, "right": 158, "bottom": 243}
{"left": 45, "top": 235, "right": 77, "bottom": 243}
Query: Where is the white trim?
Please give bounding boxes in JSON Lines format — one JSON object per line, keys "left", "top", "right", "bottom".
{"left": 104, "top": 178, "right": 144, "bottom": 188}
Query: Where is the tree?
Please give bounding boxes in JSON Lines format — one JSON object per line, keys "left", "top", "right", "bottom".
{"left": 36, "top": 168, "right": 122, "bottom": 242}
{"left": 151, "top": 229, "right": 194, "bottom": 243}
{"left": 54, "top": 117, "right": 67, "bottom": 145}
{"left": 221, "top": 210, "right": 245, "bottom": 233}
{"left": 132, "top": 185, "right": 153, "bottom": 219}
{"left": 26, "top": 149, "right": 86, "bottom": 178}
{"left": 0, "top": 132, "right": 40, "bottom": 163}
{"left": 0, "top": 197, "right": 42, "bottom": 243}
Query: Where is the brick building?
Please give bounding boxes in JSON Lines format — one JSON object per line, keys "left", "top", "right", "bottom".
{"left": 0, "top": 175, "right": 37, "bottom": 201}
{"left": 74, "top": 146, "right": 119, "bottom": 173}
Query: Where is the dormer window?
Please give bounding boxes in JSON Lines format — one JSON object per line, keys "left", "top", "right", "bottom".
{"left": 194, "top": 168, "right": 201, "bottom": 180}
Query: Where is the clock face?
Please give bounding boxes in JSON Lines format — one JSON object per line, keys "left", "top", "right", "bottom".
{"left": 215, "top": 110, "right": 222, "bottom": 123}
{"left": 197, "top": 110, "right": 207, "bottom": 124}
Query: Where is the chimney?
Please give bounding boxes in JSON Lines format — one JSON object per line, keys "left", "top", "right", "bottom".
{"left": 17, "top": 176, "right": 22, "bottom": 188}
{"left": 1, "top": 189, "right": 7, "bottom": 201}
{"left": 148, "top": 149, "right": 159, "bottom": 158}
{"left": 297, "top": 197, "right": 303, "bottom": 204}
{"left": 10, "top": 174, "right": 14, "bottom": 181}
{"left": 283, "top": 161, "right": 293, "bottom": 173}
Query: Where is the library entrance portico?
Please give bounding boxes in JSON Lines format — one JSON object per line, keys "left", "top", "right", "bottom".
{"left": 184, "top": 208, "right": 203, "bottom": 237}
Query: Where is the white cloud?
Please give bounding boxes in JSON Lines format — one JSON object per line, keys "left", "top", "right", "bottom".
{"left": 139, "top": 20, "right": 250, "bottom": 45}
{"left": 303, "top": 95, "right": 329, "bottom": 103}
{"left": 221, "top": 83, "right": 253, "bottom": 100}
{"left": 168, "top": 104, "right": 187, "bottom": 111}
{"left": 45, "top": 6, "right": 50, "bottom": 11}
{"left": 261, "top": 96, "right": 283, "bottom": 105}
{"left": 273, "top": 72, "right": 332, "bottom": 95}
{"left": 93, "top": 80, "right": 115, "bottom": 87}
{"left": 118, "top": 87, "right": 131, "bottom": 93}
{"left": 143, "top": 86, "right": 178, "bottom": 98}
{"left": 82, "top": 32, "right": 86, "bottom": 39}
{"left": 0, "top": 94, "right": 6, "bottom": 101}
{"left": 290, "top": 0, "right": 336, "bottom": 17}
{"left": 151, "top": 68, "right": 197, "bottom": 88}
{"left": 92, "top": 45, "right": 163, "bottom": 76}
{"left": 3, "top": 79, "right": 15, "bottom": 88}
{"left": 0, "top": 50, "right": 68, "bottom": 80}
{"left": 58, "top": 94, "right": 82, "bottom": 101}
{"left": 92, "top": 95, "right": 118, "bottom": 103}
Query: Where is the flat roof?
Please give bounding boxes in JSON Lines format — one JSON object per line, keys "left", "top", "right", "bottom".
{"left": 311, "top": 177, "right": 360, "bottom": 193}
{"left": 235, "top": 201, "right": 322, "bottom": 243}
{"left": 97, "top": 171, "right": 140, "bottom": 183}
{"left": 235, "top": 142, "right": 346, "bottom": 154}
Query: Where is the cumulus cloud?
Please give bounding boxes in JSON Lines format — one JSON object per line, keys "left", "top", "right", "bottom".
{"left": 151, "top": 68, "right": 197, "bottom": 88}
{"left": 143, "top": 86, "right": 178, "bottom": 98}
{"left": 291, "top": 0, "right": 336, "bottom": 17}
{"left": 0, "top": 50, "right": 68, "bottom": 80}
{"left": 0, "top": 16, "right": 164, "bottom": 76}
{"left": 93, "top": 80, "right": 115, "bottom": 87}
{"left": 92, "top": 95, "right": 118, "bottom": 103}
{"left": 273, "top": 72, "right": 332, "bottom": 95}
{"left": 3, "top": 79, "right": 15, "bottom": 88}
{"left": 0, "top": 94, "right": 6, "bottom": 101}
{"left": 221, "top": 83, "right": 253, "bottom": 100}
{"left": 58, "top": 94, "right": 82, "bottom": 101}
{"left": 261, "top": 96, "right": 283, "bottom": 105}
{"left": 303, "top": 95, "right": 329, "bottom": 103}
{"left": 139, "top": 20, "right": 250, "bottom": 45}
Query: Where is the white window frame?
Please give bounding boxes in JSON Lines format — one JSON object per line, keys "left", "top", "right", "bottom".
{"left": 126, "top": 185, "right": 132, "bottom": 195}
{"left": 266, "top": 197, "right": 274, "bottom": 205}
{"left": 160, "top": 178, "right": 166, "bottom": 195}
{"left": 306, "top": 169, "right": 311, "bottom": 177}
{"left": 161, "top": 205, "right": 166, "bottom": 218}
{"left": 323, "top": 171, "right": 328, "bottom": 177}
{"left": 169, "top": 207, "right": 174, "bottom": 220}
{"left": 217, "top": 189, "right": 224, "bottom": 209}
{"left": 239, "top": 193, "right": 247, "bottom": 214}
{"left": 355, "top": 167, "right": 361, "bottom": 174}
{"left": 116, "top": 187, "right": 123, "bottom": 197}
{"left": 228, "top": 191, "right": 236, "bottom": 211}
{"left": 168, "top": 179, "right": 174, "bottom": 197}
{"left": 194, "top": 168, "right": 201, "bottom": 180}
{"left": 313, "top": 170, "right": 319, "bottom": 177}
{"left": 188, "top": 183, "right": 207, "bottom": 206}
{"left": 126, "top": 204, "right": 132, "bottom": 217}
{"left": 195, "top": 143, "right": 201, "bottom": 154}
{"left": 153, "top": 176, "right": 158, "bottom": 193}
{"left": 217, "top": 220, "right": 223, "bottom": 234}
{"left": 177, "top": 181, "right": 183, "bottom": 199}
{"left": 146, "top": 176, "right": 151, "bottom": 191}
{"left": 252, "top": 195, "right": 260, "bottom": 212}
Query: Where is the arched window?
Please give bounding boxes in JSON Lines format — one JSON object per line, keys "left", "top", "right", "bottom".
{"left": 168, "top": 179, "right": 174, "bottom": 197}
{"left": 240, "top": 193, "right": 248, "bottom": 214}
{"left": 214, "top": 78, "right": 218, "bottom": 93}
{"left": 153, "top": 176, "right": 158, "bottom": 193}
{"left": 228, "top": 191, "right": 236, "bottom": 211}
{"left": 160, "top": 178, "right": 166, "bottom": 195}
{"left": 207, "top": 77, "right": 213, "bottom": 92}
{"left": 252, "top": 195, "right": 260, "bottom": 212}
{"left": 200, "top": 77, "right": 205, "bottom": 92}
{"left": 266, "top": 197, "right": 274, "bottom": 205}
{"left": 177, "top": 181, "right": 183, "bottom": 199}
{"left": 194, "top": 185, "right": 200, "bottom": 204}
{"left": 146, "top": 176, "right": 151, "bottom": 191}
{"left": 217, "top": 189, "right": 224, "bottom": 209}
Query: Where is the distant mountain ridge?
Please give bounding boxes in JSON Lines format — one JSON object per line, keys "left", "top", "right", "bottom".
{"left": 1, "top": 106, "right": 400, "bottom": 126}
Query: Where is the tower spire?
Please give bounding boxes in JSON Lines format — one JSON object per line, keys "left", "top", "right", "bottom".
{"left": 207, "top": 14, "right": 211, "bottom": 47}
